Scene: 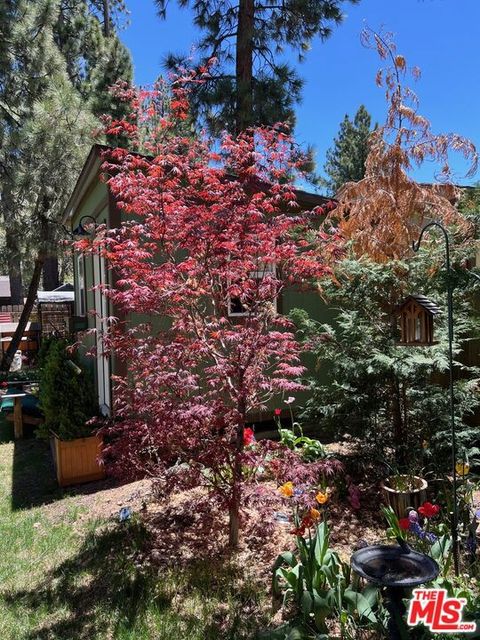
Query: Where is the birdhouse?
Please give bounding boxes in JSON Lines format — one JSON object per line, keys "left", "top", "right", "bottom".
{"left": 396, "top": 295, "right": 440, "bottom": 346}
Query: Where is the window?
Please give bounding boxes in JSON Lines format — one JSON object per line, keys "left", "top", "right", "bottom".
{"left": 228, "top": 264, "right": 277, "bottom": 317}
{"left": 76, "top": 254, "right": 86, "bottom": 317}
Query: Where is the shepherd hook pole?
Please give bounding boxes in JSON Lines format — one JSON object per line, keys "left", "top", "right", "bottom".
{"left": 412, "top": 221, "right": 459, "bottom": 577}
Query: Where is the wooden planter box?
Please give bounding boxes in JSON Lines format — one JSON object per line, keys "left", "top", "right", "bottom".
{"left": 52, "top": 433, "right": 105, "bottom": 487}
{"left": 380, "top": 475, "right": 428, "bottom": 519}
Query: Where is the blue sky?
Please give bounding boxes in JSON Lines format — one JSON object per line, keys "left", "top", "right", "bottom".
{"left": 120, "top": 0, "right": 479, "bottom": 187}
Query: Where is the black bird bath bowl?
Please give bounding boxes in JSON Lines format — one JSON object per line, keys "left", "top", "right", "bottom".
{"left": 351, "top": 538, "right": 439, "bottom": 639}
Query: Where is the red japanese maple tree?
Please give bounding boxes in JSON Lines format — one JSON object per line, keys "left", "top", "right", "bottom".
{"left": 79, "top": 75, "right": 335, "bottom": 547}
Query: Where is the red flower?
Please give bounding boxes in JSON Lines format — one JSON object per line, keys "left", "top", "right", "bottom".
{"left": 243, "top": 427, "right": 255, "bottom": 446}
{"left": 274, "top": 408, "right": 281, "bottom": 416}
{"left": 290, "top": 525, "right": 305, "bottom": 536}
{"left": 418, "top": 502, "right": 440, "bottom": 518}
{"left": 290, "top": 514, "right": 314, "bottom": 537}
{"left": 399, "top": 518, "right": 411, "bottom": 531}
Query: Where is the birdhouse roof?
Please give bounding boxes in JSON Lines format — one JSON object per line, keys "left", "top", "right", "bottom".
{"left": 398, "top": 294, "right": 441, "bottom": 316}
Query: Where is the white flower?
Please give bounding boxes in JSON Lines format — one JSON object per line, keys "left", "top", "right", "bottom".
{"left": 284, "top": 396, "right": 295, "bottom": 405}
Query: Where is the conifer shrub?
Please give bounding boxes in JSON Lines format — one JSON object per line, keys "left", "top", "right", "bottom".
{"left": 38, "top": 338, "right": 98, "bottom": 440}
{"left": 294, "top": 249, "right": 480, "bottom": 475}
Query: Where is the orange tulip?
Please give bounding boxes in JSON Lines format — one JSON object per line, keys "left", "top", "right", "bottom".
{"left": 316, "top": 491, "right": 328, "bottom": 505}
{"left": 279, "top": 481, "right": 294, "bottom": 498}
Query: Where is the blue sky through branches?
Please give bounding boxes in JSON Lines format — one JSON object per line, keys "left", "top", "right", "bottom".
{"left": 120, "top": 0, "right": 479, "bottom": 187}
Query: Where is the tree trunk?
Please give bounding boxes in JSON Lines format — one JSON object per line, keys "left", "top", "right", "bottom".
{"left": 1, "top": 209, "right": 50, "bottom": 373}
{"left": 102, "top": 0, "right": 111, "bottom": 37}
{"left": 235, "top": 0, "right": 254, "bottom": 133}
{"left": 228, "top": 395, "right": 246, "bottom": 548}
{"left": 5, "top": 225, "right": 23, "bottom": 304}
{"left": 42, "top": 254, "right": 60, "bottom": 290}
{"left": 0, "top": 252, "right": 44, "bottom": 372}
{"left": 228, "top": 470, "right": 241, "bottom": 548}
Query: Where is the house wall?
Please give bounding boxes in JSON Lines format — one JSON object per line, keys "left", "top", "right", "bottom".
{"left": 71, "top": 178, "right": 111, "bottom": 412}
{"left": 70, "top": 170, "right": 333, "bottom": 423}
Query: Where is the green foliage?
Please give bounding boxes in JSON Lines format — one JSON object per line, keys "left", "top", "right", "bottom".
{"left": 0, "top": 368, "right": 40, "bottom": 384}
{"left": 264, "top": 521, "right": 381, "bottom": 638}
{"left": 278, "top": 423, "right": 329, "bottom": 462}
{"left": 38, "top": 338, "right": 98, "bottom": 440}
{"left": 55, "top": 1, "right": 132, "bottom": 120}
{"left": 293, "top": 244, "right": 480, "bottom": 474}
{"left": 0, "top": 0, "right": 133, "bottom": 298}
{"left": 157, "top": 0, "right": 357, "bottom": 135}
{"left": 382, "top": 505, "right": 407, "bottom": 540}
{"left": 323, "top": 105, "right": 374, "bottom": 195}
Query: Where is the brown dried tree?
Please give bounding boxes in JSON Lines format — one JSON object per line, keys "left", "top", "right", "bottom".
{"left": 328, "top": 29, "right": 478, "bottom": 262}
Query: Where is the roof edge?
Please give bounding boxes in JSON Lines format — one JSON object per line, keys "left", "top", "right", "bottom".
{"left": 61, "top": 144, "right": 109, "bottom": 224}
{"left": 62, "top": 144, "right": 334, "bottom": 223}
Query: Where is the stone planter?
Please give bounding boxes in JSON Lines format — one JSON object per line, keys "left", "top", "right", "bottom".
{"left": 51, "top": 433, "right": 105, "bottom": 487}
{"left": 380, "top": 475, "right": 428, "bottom": 519}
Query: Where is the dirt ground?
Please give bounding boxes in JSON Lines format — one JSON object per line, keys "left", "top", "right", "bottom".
{"left": 38, "top": 438, "right": 386, "bottom": 568}
{"left": 42, "top": 476, "right": 153, "bottom": 525}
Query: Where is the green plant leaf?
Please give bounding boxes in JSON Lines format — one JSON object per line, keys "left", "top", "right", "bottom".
{"left": 301, "top": 591, "right": 313, "bottom": 617}
{"left": 343, "top": 589, "right": 377, "bottom": 622}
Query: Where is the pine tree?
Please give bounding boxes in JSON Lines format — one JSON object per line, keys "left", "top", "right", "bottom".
{"left": 0, "top": 0, "right": 63, "bottom": 302}
{"left": 155, "top": 0, "right": 359, "bottom": 135}
{"left": 0, "top": 1, "right": 101, "bottom": 371}
{"left": 45, "top": 1, "right": 132, "bottom": 288}
{"left": 323, "top": 105, "right": 373, "bottom": 195}
{"left": 55, "top": 1, "right": 132, "bottom": 119}
{"left": 0, "top": 1, "right": 133, "bottom": 302}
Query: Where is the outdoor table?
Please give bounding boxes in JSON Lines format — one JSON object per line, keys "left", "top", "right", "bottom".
{"left": 3, "top": 393, "right": 27, "bottom": 438}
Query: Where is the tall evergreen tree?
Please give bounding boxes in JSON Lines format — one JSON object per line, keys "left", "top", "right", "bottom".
{"left": 155, "top": 0, "right": 359, "bottom": 135}
{"left": 0, "top": 0, "right": 133, "bottom": 301}
{"left": 42, "top": 1, "right": 132, "bottom": 288}
{"left": 55, "top": 0, "right": 132, "bottom": 119}
{"left": 323, "top": 104, "right": 373, "bottom": 195}
{"left": 0, "top": 0, "right": 63, "bottom": 302}
{"left": 0, "top": 0, "right": 132, "bottom": 370}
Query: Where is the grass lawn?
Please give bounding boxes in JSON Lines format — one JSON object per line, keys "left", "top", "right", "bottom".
{"left": 0, "top": 433, "right": 268, "bottom": 640}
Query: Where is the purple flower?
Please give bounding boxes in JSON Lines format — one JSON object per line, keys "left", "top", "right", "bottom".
{"left": 408, "top": 510, "right": 419, "bottom": 524}
{"left": 410, "top": 521, "right": 437, "bottom": 544}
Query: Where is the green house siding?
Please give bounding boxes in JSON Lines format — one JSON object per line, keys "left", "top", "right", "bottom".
{"left": 66, "top": 146, "right": 334, "bottom": 421}
{"left": 70, "top": 177, "right": 110, "bottom": 410}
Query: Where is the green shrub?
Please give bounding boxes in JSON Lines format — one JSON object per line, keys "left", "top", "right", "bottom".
{"left": 292, "top": 246, "right": 480, "bottom": 475}
{"left": 38, "top": 338, "right": 98, "bottom": 440}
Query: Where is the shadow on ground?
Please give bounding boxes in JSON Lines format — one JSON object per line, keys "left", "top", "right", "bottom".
{"left": 1, "top": 518, "right": 158, "bottom": 639}
{"left": 10, "top": 438, "right": 60, "bottom": 510}
{"left": 10, "top": 437, "right": 120, "bottom": 512}
{"left": 1, "top": 517, "right": 264, "bottom": 640}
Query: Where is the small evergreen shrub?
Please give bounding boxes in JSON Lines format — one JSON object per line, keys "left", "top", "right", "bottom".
{"left": 38, "top": 338, "right": 98, "bottom": 440}
{"left": 293, "top": 247, "right": 480, "bottom": 475}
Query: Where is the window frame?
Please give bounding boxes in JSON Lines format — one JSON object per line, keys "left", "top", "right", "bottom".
{"left": 76, "top": 253, "right": 86, "bottom": 317}
{"left": 227, "top": 263, "right": 278, "bottom": 318}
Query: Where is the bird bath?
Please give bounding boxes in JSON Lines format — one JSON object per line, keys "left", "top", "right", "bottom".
{"left": 351, "top": 538, "right": 439, "bottom": 639}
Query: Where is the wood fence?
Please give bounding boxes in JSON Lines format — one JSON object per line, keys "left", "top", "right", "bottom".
{"left": 0, "top": 305, "right": 39, "bottom": 323}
